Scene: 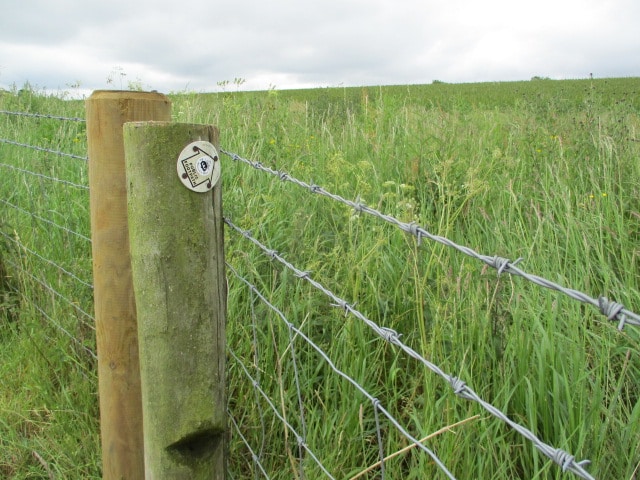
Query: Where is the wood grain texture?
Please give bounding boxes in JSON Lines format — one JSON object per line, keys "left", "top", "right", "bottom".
{"left": 86, "top": 91, "right": 171, "bottom": 480}
{"left": 124, "top": 121, "right": 226, "bottom": 479}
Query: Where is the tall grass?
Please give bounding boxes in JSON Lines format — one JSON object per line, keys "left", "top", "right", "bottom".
{"left": 0, "top": 86, "right": 98, "bottom": 478}
{"left": 1, "top": 78, "right": 639, "bottom": 478}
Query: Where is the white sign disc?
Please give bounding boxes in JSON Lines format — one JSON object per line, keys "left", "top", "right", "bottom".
{"left": 176, "top": 141, "right": 221, "bottom": 192}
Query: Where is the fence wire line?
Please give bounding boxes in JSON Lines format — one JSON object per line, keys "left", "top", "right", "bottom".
{"left": 0, "top": 230, "right": 93, "bottom": 290}
{"left": 6, "top": 253, "right": 95, "bottom": 328}
{"left": 0, "top": 162, "right": 89, "bottom": 190}
{"left": 221, "top": 148, "right": 639, "bottom": 332}
{"left": 228, "top": 346, "right": 336, "bottom": 479}
{"left": 224, "top": 217, "right": 595, "bottom": 480}
{"left": 0, "top": 138, "right": 88, "bottom": 161}
{"left": 249, "top": 288, "right": 268, "bottom": 469}
{"left": 227, "top": 407, "right": 271, "bottom": 480}
{"left": 3, "top": 255, "right": 96, "bottom": 362}
{"left": 227, "top": 263, "right": 456, "bottom": 479}
{"left": 0, "top": 109, "right": 95, "bottom": 382}
{"left": 0, "top": 197, "right": 91, "bottom": 243}
{"left": 0, "top": 109, "right": 86, "bottom": 122}
{"left": 0, "top": 228, "right": 95, "bottom": 345}
{"left": 29, "top": 300, "right": 96, "bottom": 368}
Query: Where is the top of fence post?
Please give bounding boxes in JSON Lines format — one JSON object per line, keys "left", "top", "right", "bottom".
{"left": 86, "top": 90, "right": 171, "bottom": 480}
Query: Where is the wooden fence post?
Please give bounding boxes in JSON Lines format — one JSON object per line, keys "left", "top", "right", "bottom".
{"left": 86, "top": 91, "right": 172, "bottom": 479}
{"left": 123, "top": 121, "right": 226, "bottom": 479}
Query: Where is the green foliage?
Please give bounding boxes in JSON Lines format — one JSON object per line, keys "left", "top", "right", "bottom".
{"left": 191, "top": 77, "right": 639, "bottom": 479}
{"left": 0, "top": 234, "right": 19, "bottom": 326}
{"left": 0, "top": 87, "right": 95, "bottom": 478}
{"left": 1, "top": 78, "right": 639, "bottom": 478}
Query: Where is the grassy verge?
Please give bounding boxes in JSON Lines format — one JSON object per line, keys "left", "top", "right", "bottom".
{"left": 0, "top": 86, "right": 98, "bottom": 478}
{"left": 1, "top": 78, "right": 639, "bottom": 478}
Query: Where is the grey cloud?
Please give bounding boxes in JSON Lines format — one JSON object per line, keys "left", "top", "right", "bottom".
{"left": 1, "top": 0, "right": 638, "bottom": 94}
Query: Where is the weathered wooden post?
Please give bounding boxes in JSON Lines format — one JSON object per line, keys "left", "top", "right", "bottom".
{"left": 86, "top": 91, "right": 171, "bottom": 479}
{"left": 123, "top": 122, "right": 226, "bottom": 479}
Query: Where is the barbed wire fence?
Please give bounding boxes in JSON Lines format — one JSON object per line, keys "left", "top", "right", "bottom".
{"left": 223, "top": 219, "right": 598, "bottom": 479}
{"left": 0, "top": 109, "right": 96, "bottom": 380}
{"left": 1, "top": 102, "right": 638, "bottom": 478}
{"left": 219, "top": 147, "right": 639, "bottom": 479}
{"left": 220, "top": 149, "right": 639, "bottom": 332}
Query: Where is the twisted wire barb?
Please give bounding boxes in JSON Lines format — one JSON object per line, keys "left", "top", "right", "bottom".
{"left": 0, "top": 138, "right": 88, "bottom": 161}
{"left": 227, "top": 263, "right": 456, "bottom": 479}
{"left": 0, "top": 110, "right": 86, "bottom": 122}
{"left": 225, "top": 218, "right": 596, "bottom": 480}
{"left": 221, "top": 148, "right": 639, "bottom": 332}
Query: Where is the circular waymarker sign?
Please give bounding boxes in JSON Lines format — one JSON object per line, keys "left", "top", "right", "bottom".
{"left": 176, "top": 141, "right": 221, "bottom": 192}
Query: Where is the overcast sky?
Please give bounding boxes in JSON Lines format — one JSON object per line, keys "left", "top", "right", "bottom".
{"left": 1, "top": 0, "right": 638, "bottom": 96}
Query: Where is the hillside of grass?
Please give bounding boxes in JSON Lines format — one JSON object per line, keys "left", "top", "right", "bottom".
{"left": 1, "top": 77, "right": 639, "bottom": 478}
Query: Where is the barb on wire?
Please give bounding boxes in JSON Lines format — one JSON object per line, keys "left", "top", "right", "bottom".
{"left": 221, "top": 148, "right": 639, "bottom": 331}
{"left": 0, "top": 110, "right": 85, "bottom": 122}
{"left": 224, "top": 217, "right": 596, "bottom": 480}
{"left": 0, "top": 138, "right": 88, "bottom": 161}
{"left": 227, "top": 264, "right": 457, "bottom": 479}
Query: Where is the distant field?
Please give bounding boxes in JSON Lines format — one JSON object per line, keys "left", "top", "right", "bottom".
{"left": 1, "top": 77, "right": 639, "bottom": 478}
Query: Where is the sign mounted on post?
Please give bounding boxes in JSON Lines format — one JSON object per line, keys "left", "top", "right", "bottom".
{"left": 177, "top": 140, "right": 220, "bottom": 192}
{"left": 125, "top": 122, "right": 226, "bottom": 477}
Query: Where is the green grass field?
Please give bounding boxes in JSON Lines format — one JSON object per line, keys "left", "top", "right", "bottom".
{"left": 1, "top": 77, "right": 639, "bottom": 479}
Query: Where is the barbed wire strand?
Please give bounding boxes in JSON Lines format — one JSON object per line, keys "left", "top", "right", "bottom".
{"left": 228, "top": 263, "right": 457, "bottom": 479}
{"left": 0, "top": 162, "right": 89, "bottom": 190}
{"left": 0, "top": 138, "right": 88, "bottom": 161}
{"left": 224, "top": 218, "right": 595, "bottom": 480}
{"left": 221, "top": 148, "right": 639, "bottom": 332}
{"left": 0, "top": 110, "right": 85, "bottom": 122}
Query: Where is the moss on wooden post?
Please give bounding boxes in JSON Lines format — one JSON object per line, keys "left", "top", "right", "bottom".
{"left": 124, "top": 122, "right": 226, "bottom": 479}
{"left": 86, "top": 90, "right": 171, "bottom": 480}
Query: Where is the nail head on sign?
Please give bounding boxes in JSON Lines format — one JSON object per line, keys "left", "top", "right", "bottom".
{"left": 176, "top": 141, "right": 221, "bottom": 193}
